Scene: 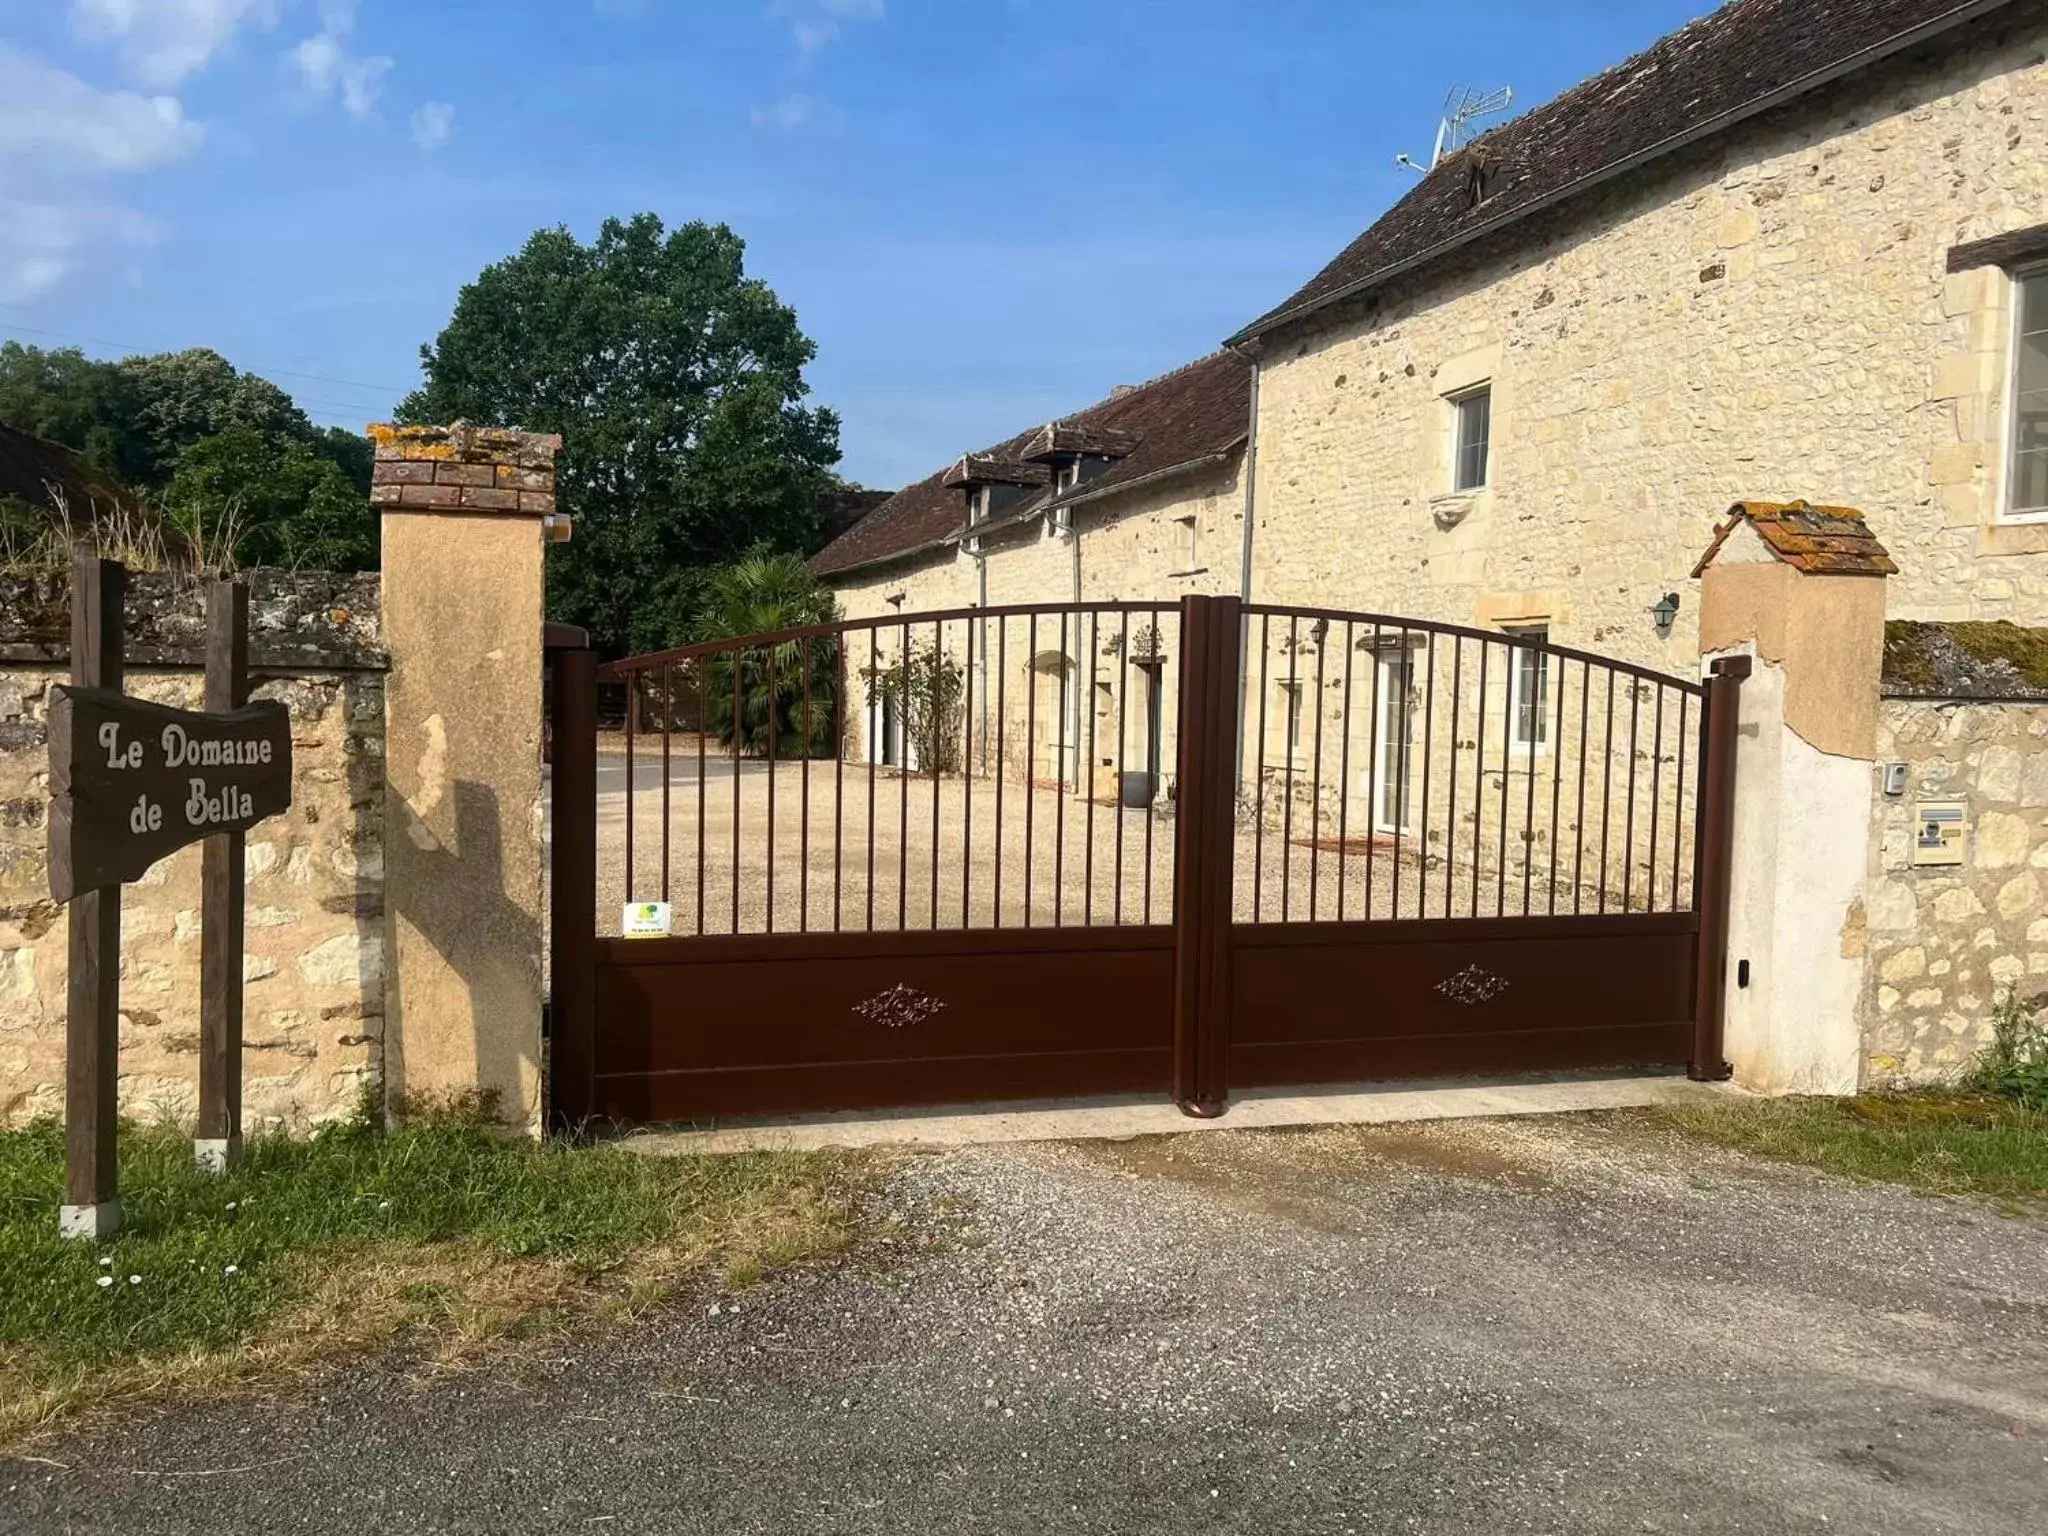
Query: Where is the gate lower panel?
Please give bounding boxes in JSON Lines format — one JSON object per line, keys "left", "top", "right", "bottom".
{"left": 1228, "top": 913, "right": 1696, "bottom": 1088}
{"left": 590, "top": 926, "right": 1174, "bottom": 1122}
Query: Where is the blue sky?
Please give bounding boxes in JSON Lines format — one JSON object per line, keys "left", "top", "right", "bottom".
{"left": 0, "top": 0, "right": 1717, "bottom": 490}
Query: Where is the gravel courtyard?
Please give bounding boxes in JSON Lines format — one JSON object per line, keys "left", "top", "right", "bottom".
{"left": 591, "top": 745, "right": 1674, "bottom": 935}
{"left": 7, "top": 1113, "right": 2042, "bottom": 1534}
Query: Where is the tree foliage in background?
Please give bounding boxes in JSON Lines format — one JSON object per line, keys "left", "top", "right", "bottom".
{"left": 863, "top": 641, "right": 965, "bottom": 775}
{"left": 693, "top": 546, "right": 839, "bottom": 758}
{"left": 162, "top": 428, "right": 376, "bottom": 570}
{"left": 0, "top": 342, "right": 376, "bottom": 570}
{"left": 397, "top": 214, "right": 843, "bottom": 656}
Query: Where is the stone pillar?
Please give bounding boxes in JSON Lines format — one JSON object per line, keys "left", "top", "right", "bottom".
{"left": 1692, "top": 501, "right": 1894, "bottom": 1095}
{"left": 370, "top": 423, "right": 561, "bottom": 1129}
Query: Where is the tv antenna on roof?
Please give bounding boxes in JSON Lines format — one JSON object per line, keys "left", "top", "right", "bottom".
{"left": 1396, "top": 84, "right": 1513, "bottom": 174}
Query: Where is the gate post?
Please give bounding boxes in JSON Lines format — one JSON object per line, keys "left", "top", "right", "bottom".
{"left": 373, "top": 422, "right": 562, "bottom": 1130}
{"left": 1691, "top": 501, "right": 1893, "bottom": 1094}
{"left": 549, "top": 645, "right": 599, "bottom": 1130}
{"left": 1689, "top": 655, "right": 1748, "bottom": 1081}
{"left": 1171, "top": 593, "right": 1239, "bottom": 1116}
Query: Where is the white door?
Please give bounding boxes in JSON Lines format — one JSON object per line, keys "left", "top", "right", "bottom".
{"left": 1369, "top": 650, "right": 1415, "bottom": 833}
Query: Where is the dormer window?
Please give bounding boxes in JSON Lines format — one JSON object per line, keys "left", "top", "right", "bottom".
{"left": 944, "top": 454, "right": 1050, "bottom": 544}
{"left": 1020, "top": 420, "right": 1140, "bottom": 485}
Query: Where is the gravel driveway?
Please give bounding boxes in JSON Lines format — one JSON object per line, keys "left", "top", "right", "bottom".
{"left": 591, "top": 748, "right": 1662, "bottom": 936}
{"left": 7, "top": 1113, "right": 2044, "bottom": 1534}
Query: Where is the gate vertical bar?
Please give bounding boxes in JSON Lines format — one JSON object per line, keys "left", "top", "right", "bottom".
{"left": 1171, "top": 594, "right": 1239, "bottom": 1117}
{"left": 1689, "top": 655, "right": 1748, "bottom": 1082}
{"left": 196, "top": 576, "right": 248, "bottom": 1171}
{"left": 549, "top": 646, "right": 600, "bottom": 1129}
{"left": 64, "top": 554, "right": 124, "bottom": 1235}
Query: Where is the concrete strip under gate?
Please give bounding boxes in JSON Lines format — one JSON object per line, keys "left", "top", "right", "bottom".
{"left": 616, "top": 1072, "right": 1733, "bottom": 1155}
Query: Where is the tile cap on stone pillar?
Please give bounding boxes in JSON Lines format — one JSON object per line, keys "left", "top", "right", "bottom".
{"left": 1690, "top": 500, "right": 1898, "bottom": 579}
{"left": 367, "top": 421, "right": 561, "bottom": 516}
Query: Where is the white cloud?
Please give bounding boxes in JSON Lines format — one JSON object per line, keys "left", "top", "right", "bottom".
{"left": 409, "top": 100, "right": 454, "bottom": 150}
{"left": 772, "top": 0, "right": 882, "bottom": 64}
{"left": 0, "top": 196, "right": 160, "bottom": 302}
{"left": 761, "top": 0, "right": 880, "bottom": 127}
{"left": 71, "top": 0, "right": 278, "bottom": 89}
{"left": 287, "top": 3, "right": 393, "bottom": 119}
{"left": 0, "top": 46, "right": 204, "bottom": 173}
{"left": 792, "top": 19, "right": 838, "bottom": 59}
{"left": 0, "top": 46, "right": 197, "bottom": 298}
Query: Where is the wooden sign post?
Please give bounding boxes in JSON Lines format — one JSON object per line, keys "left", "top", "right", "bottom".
{"left": 197, "top": 580, "right": 249, "bottom": 1173}
{"left": 60, "top": 556, "right": 124, "bottom": 1241}
{"left": 47, "top": 558, "right": 292, "bottom": 1238}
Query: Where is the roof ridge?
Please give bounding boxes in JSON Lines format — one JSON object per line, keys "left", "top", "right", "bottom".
{"left": 1232, "top": 0, "right": 2013, "bottom": 343}
{"left": 812, "top": 350, "right": 1250, "bottom": 579}
{"left": 932, "top": 350, "right": 1239, "bottom": 480}
{"left": 1070, "top": 349, "right": 1235, "bottom": 411}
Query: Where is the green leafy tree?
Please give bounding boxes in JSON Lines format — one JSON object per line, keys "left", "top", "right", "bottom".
{"left": 693, "top": 546, "right": 839, "bottom": 757}
{"left": 163, "top": 427, "right": 377, "bottom": 570}
{"left": 116, "top": 349, "right": 313, "bottom": 485}
{"left": 0, "top": 343, "right": 146, "bottom": 484}
{"left": 0, "top": 342, "right": 378, "bottom": 571}
{"left": 397, "top": 214, "right": 842, "bottom": 655}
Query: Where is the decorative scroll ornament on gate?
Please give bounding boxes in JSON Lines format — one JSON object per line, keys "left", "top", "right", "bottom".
{"left": 853, "top": 983, "right": 947, "bottom": 1029}
{"left": 1436, "top": 964, "right": 1510, "bottom": 1006}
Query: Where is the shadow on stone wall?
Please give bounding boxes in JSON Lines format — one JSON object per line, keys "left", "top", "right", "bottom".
{"left": 383, "top": 776, "right": 539, "bottom": 1125}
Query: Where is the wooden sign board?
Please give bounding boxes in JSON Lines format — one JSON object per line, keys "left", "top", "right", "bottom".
{"left": 48, "top": 686, "right": 292, "bottom": 904}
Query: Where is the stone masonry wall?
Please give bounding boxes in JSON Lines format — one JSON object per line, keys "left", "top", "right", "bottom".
{"left": 1250, "top": 9, "right": 2048, "bottom": 675}
{"left": 1860, "top": 693, "right": 2048, "bottom": 1086}
{"left": 0, "top": 570, "right": 385, "bottom": 1128}
{"left": 829, "top": 461, "right": 1241, "bottom": 779}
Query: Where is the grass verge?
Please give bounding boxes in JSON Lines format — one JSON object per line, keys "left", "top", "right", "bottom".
{"left": 1655, "top": 1092, "right": 2048, "bottom": 1205}
{"left": 0, "top": 1108, "right": 856, "bottom": 1444}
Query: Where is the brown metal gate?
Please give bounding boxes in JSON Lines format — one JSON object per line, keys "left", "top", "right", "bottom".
{"left": 547, "top": 596, "right": 1742, "bottom": 1129}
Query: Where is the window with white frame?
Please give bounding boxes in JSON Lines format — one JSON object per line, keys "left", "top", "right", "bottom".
{"left": 1505, "top": 623, "right": 1550, "bottom": 752}
{"left": 2010, "top": 268, "right": 2048, "bottom": 518}
{"left": 1451, "top": 384, "right": 1491, "bottom": 492}
{"left": 1175, "top": 514, "right": 1198, "bottom": 571}
{"left": 1281, "top": 679, "right": 1305, "bottom": 761}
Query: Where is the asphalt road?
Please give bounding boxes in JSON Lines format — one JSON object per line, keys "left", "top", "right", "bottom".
{"left": 6, "top": 1112, "right": 2045, "bottom": 1534}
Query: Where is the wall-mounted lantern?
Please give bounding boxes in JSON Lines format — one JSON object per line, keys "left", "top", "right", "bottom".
{"left": 1650, "top": 591, "right": 1680, "bottom": 636}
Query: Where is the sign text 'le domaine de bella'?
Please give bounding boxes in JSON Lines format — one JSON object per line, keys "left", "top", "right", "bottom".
{"left": 48, "top": 686, "right": 293, "bottom": 903}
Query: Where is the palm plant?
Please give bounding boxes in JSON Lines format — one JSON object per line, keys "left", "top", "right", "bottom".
{"left": 693, "top": 544, "right": 840, "bottom": 757}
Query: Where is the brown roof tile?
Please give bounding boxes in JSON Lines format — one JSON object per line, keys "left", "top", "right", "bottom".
{"left": 1019, "top": 421, "right": 1141, "bottom": 462}
{"left": 812, "top": 351, "right": 1250, "bottom": 578}
{"left": 1233, "top": 0, "right": 2011, "bottom": 345}
{"left": 941, "top": 455, "right": 1051, "bottom": 490}
{"left": 1691, "top": 500, "right": 1899, "bottom": 578}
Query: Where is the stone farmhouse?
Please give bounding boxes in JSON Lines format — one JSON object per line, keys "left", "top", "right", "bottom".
{"left": 812, "top": 350, "right": 1250, "bottom": 794}
{"left": 813, "top": 0, "right": 2048, "bottom": 784}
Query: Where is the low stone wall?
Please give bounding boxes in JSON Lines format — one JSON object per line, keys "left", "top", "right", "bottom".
{"left": 0, "top": 570, "right": 385, "bottom": 1128}
{"left": 1861, "top": 683, "right": 2048, "bottom": 1085}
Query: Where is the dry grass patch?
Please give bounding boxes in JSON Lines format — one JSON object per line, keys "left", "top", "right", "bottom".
{"left": 0, "top": 1104, "right": 859, "bottom": 1445}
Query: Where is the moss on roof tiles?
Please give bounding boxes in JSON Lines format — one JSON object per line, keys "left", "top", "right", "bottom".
{"left": 1882, "top": 620, "right": 2048, "bottom": 699}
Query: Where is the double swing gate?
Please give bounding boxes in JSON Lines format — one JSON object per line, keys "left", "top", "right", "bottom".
{"left": 548, "top": 596, "right": 1743, "bottom": 1127}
